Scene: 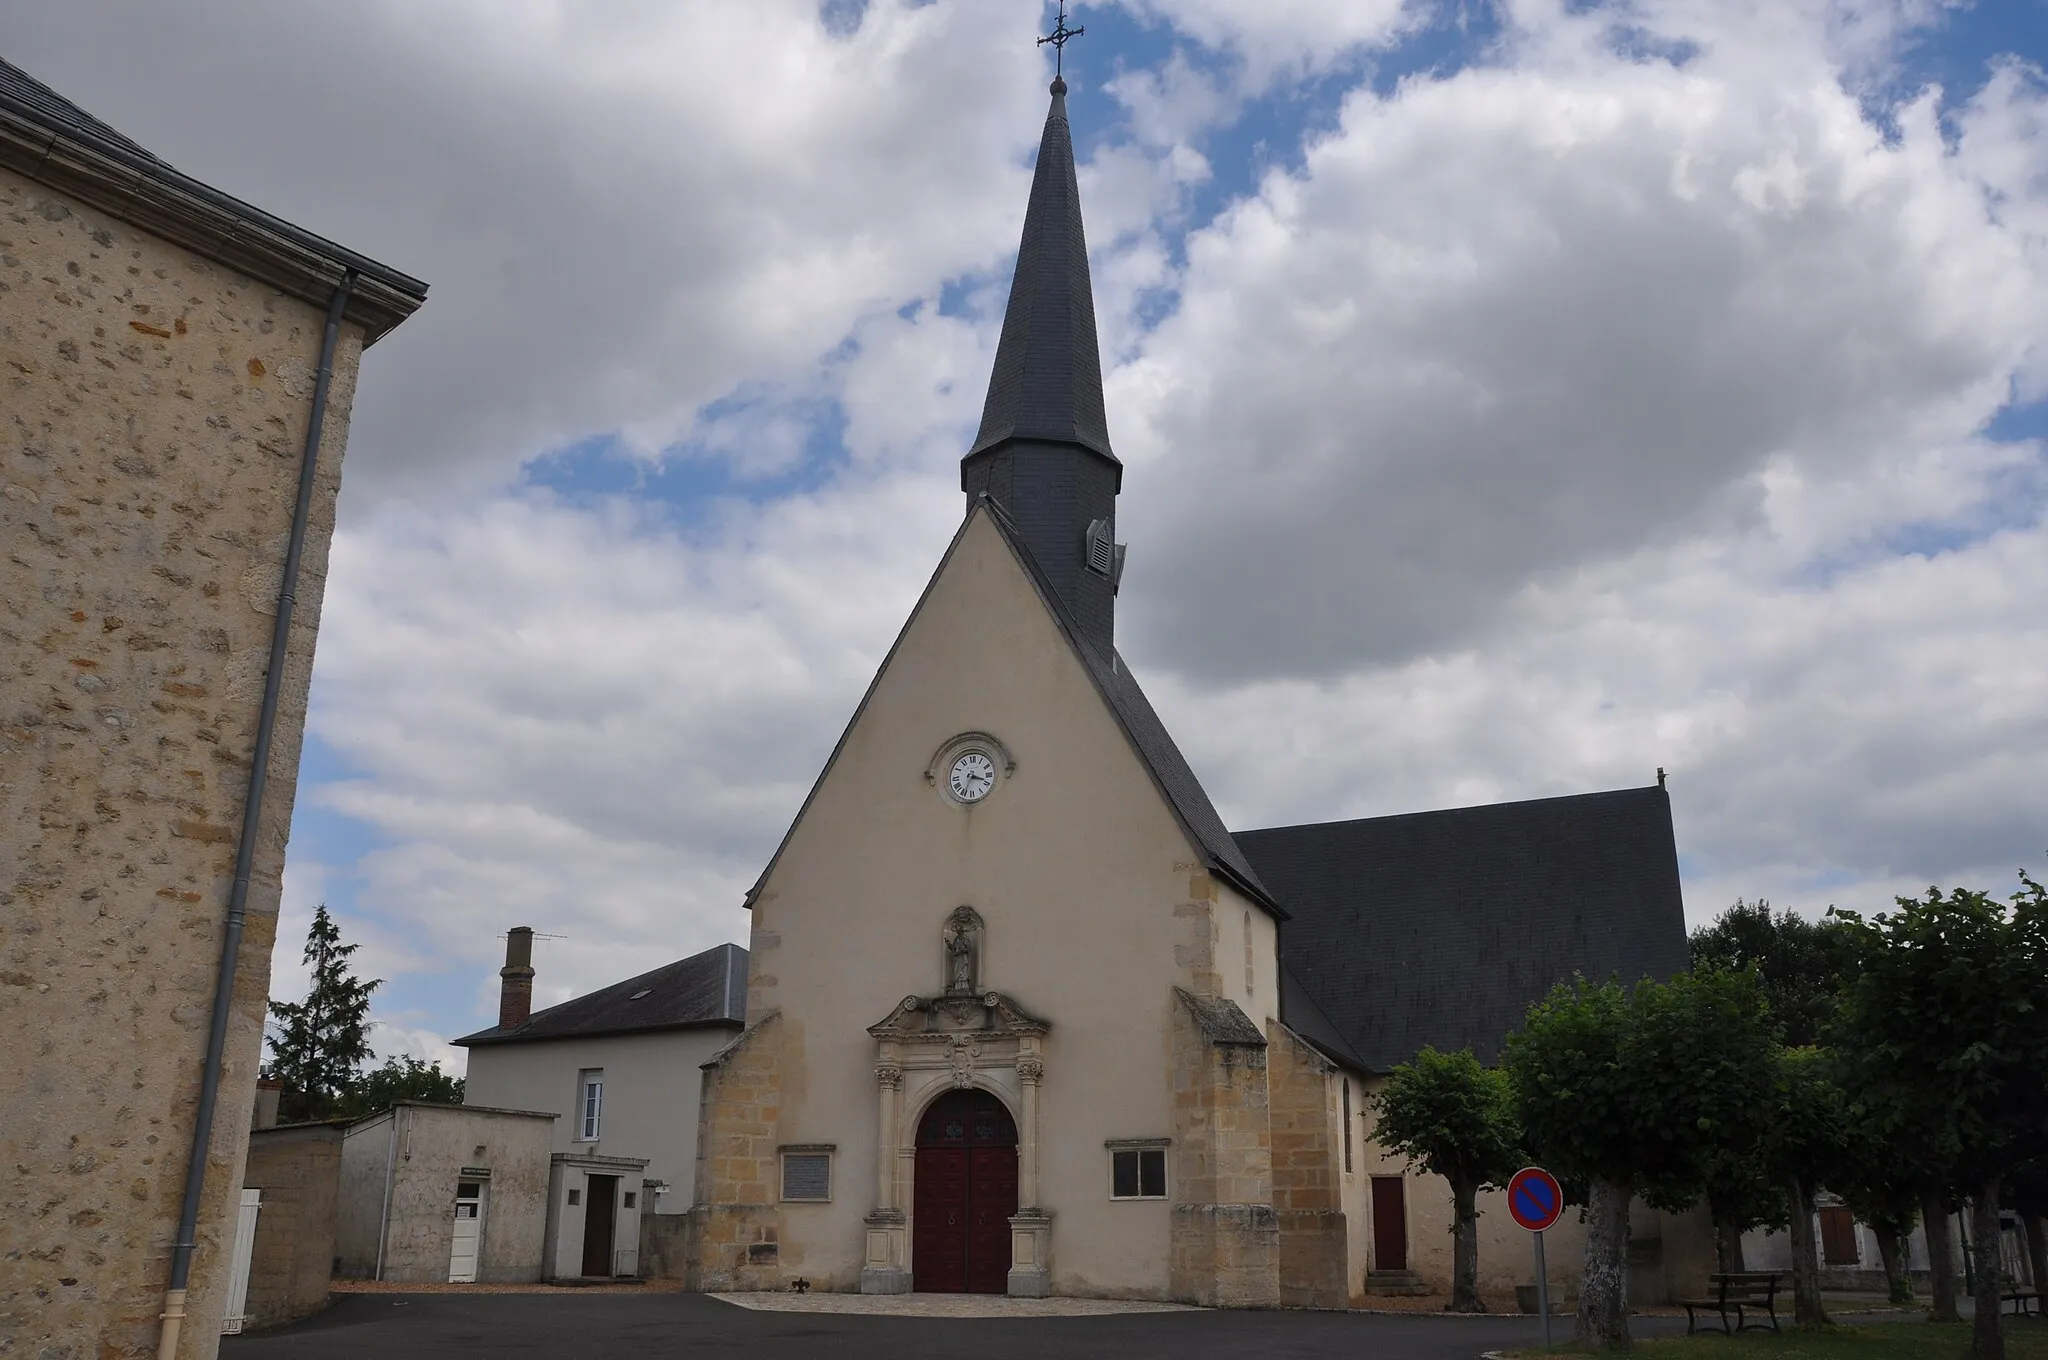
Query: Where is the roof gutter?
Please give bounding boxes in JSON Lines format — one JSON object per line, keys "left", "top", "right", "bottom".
{"left": 156, "top": 272, "right": 354, "bottom": 1360}
{"left": 0, "top": 91, "right": 426, "bottom": 343}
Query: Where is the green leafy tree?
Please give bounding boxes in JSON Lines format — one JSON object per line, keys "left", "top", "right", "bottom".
{"left": 1831, "top": 877, "right": 2048, "bottom": 1360}
{"left": 332, "top": 1055, "right": 465, "bottom": 1120}
{"left": 1688, "top": 899, "right": 1851, "bottom": 1048}
{"left": 1502, "top": 969, "right": 1776, "bottom": 1350}
{"left": 1371, "top": 1047, "right": 1522, "bottom": 1313}
{"left": 1761, "top": 1048, "right": 1852, "bottom": 1329}
{"left": 1699, "top": 1143, "right": 1782, "bottom": 1274}
{"left": 264, "top": 904, "right": 380, "bottom": 1122}
{"left": 1831, "top": 1122, "right": 1923, "bottom": 1305}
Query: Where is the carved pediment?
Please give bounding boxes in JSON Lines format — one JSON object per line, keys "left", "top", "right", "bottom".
{"left": 867, "top": 991, "right": 1050, "bottom": 1043}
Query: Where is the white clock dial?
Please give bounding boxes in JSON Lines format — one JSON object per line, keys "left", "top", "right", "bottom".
{"left": 948, "top": 751, "right": 997, "bottom": 803}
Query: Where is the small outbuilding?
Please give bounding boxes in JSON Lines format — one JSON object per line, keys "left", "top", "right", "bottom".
{"left": 238, "top": 1121, "right": 347, "bottom": 1330}
{"left": 333, "top": 1102, "right": 557, "bottom": 1284}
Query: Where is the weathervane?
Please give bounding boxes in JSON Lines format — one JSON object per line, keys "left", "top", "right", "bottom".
{"left": 1037, "top": 1, "right": 1084, "bottom": 79}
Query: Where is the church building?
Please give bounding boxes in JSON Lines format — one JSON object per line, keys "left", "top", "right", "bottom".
{"left": 680, "top": 76, "right": 1700, "bottom": 1306}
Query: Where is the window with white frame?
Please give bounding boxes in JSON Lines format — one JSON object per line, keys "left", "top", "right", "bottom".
{"left": 577, "top": 1069, "right": 603, "bottom": 1141}
{"left": 1107, "top": 1139, "right": 1169, "bottom": 1200}
{"left": 780, "top": 1145, "right": 834, "bottom": 1202}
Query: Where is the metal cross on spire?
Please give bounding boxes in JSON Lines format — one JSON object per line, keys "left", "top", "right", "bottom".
{"left": 1037, "top": 1, "right": 1084, "bottom": 78}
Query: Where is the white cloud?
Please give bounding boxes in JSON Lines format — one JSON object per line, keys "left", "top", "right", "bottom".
{"left": 17, "top": 1, "right": 2042, "bottom": 1038}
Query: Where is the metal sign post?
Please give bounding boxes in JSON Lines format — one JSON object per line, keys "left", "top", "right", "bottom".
{"left": 1508, "top": 1166, "right": 1566, "bottom": 1347}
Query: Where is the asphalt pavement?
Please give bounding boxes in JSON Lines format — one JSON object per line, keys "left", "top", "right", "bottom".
{"left": 225, "top": 1291, "right": 1692, "bottom": 1360}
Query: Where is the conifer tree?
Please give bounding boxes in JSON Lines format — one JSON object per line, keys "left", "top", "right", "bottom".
{"left": 265, "top": 904, "right": 381, "bottom": 1122}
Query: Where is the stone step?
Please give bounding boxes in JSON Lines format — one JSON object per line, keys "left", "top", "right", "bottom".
{"left": 1364, "top": 1270, "right": 1433, "bottom": 1297}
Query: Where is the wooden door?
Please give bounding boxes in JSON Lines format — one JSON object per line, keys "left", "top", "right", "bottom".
{"left": 967, "top": 1146, "right": 1020, "bottom": 1294}
{"left": 912, "top": 1089, "right": 1018, "bottom": 1293}
{"left": 1371, "top": 1176, "right": 1408, "bottom": 1272}
{"left": 1819, "top": 1206, "right": 1859, "bottom": 1265}
{"left": 581, "top": 1174, "right": 618, "bottom": 1277}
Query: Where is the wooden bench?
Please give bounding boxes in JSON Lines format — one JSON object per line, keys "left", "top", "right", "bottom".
{"left": 1681, "top": 1272, "right": 1784, "bottom": 1335}
{"left": 2004, "top": 1289, "right": 2042, "bottom": 1317}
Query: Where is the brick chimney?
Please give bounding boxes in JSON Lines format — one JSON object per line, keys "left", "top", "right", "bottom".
{"left": 499, "top": 926, "right": 535, "bottom": 1028}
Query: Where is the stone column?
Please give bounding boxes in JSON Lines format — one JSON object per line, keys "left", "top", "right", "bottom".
{"left": 861, "top": 1056, "right": 911, "bottom": 1294}
{"left": 1009, "top": 1048, "right": 1053, "bottom": 1297}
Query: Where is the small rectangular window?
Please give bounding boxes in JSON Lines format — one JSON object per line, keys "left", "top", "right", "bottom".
{"left": 1111, "top": 1148, "right": 1167, "bottom": 1199}
{"left": 578, "top": 1069, "right": 604, "bottom": 1141}
{"left": 622, "top": 1191, "right": 637, "bottom": 1209}
{"left": 781, "top": 1153, "right": 832, "bottom": 1202}
{"left": 566, "top": 1188, "right": 581, "bottom": 1207}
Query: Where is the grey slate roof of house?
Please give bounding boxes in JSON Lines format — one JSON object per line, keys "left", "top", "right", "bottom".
{"left": 969, "top": 79, "right": 1117, "bottom": 465}
{"left": 0, "top": 55, "right": 427, "bottom": 342}
{"left": 453, "top": 942, "right": 747, "bottom": 1048}
{"left": 0, "top": 57, "right": 162, "bottom": 161}
{"left": 1238, "top": 786, "right": 1689, "bottom": 1072}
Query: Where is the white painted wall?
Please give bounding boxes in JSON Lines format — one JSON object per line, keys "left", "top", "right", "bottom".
{"left": 464, "top": 1027, "right": 736, "bottom": 1213}
{"left": 746, "top": 509, "right": 1286, "bottom": 1296}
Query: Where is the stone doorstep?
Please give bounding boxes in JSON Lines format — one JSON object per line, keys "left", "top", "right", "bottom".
{"left": 712, "top": 1292, "right": 1200, "bottom": 1317}
{"left": 1364, "top": 1270, "right": 1433, "bottom": 1297}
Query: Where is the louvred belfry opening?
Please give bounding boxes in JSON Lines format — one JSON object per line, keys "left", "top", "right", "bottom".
{"left": 912, "top": 1089, "right": 1019, "bottom": 1293}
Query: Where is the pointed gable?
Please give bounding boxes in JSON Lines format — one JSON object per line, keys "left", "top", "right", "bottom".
{"left": 744, "top": 499, "right": 1280, "bottom": 918}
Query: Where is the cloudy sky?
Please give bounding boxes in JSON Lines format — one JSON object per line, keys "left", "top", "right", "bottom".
{"left": 9, "top": 1, "right": 2044, "bottom": 1070}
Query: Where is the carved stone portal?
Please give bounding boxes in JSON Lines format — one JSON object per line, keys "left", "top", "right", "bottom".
{"left": 865, "top": 980, "right": 1052, "bottom": 1297}
{"left": 941, "top": 905, "right": 983, "bottom": 996}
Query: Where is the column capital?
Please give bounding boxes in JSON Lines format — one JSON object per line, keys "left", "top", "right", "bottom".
{"left": 1015, "top": 1056, "right": 1044, "bottom": 1085}
{"left": 875, "top": 1061, "right": 904, "bottom": 1090}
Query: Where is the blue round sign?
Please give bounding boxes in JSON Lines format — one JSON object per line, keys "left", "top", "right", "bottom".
{"left": 1507, "top": 1166, "right": 1563, "bottom": 1232}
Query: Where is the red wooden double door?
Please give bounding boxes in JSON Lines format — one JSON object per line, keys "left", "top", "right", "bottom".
{"left": 912, "top": 1089, "right": 1018, "bottom": 1293}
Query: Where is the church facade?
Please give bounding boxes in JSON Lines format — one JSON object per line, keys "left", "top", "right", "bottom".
{"left": 680, "top": 78, "right": 1702, "bottom": 1305}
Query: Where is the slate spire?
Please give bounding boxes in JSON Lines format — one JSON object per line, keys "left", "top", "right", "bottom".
{"left": 964, "top": 77, "right": 1123, "bottom": 655}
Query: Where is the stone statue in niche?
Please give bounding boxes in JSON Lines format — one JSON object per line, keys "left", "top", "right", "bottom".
{"left": 941, "top": 906, "right": 983, "bottom": 996}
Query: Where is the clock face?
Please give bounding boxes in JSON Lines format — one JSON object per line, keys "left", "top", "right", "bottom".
{"left": 948, "top": 751, "right": 997, "bottom": 803}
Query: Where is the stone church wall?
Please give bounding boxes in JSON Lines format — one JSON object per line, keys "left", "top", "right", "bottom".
{"left": 686, "top": 1013, "right": 785, "bottom": 1291}
{"left": 1266, "top": 1020, "right": 1347, "bottom": 1309}
{"left": 1, "top": 163, "right": 366, "bottom": 1357}
{"left": 1168, "top": 989, "right": 1280, "bottom": 1307}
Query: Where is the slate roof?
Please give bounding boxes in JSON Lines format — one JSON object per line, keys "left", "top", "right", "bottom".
{"left": 0, "top": 56, "right": 163, "bottom": 162}
{"left": 968, "top": 79, "right": 1116, "bottom": 465}
{"left": 1237, "top": 786, "right": 1689, "bottom": 1072}
{"left": 453, "top": 942, "right": 746, "bottom": 1048}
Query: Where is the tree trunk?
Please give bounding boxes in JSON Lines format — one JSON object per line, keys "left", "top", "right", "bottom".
{"left": 2022, "top": 1211, "right": 2046, "bottom": 1296}
{"left": 1576, "top": 1176, "right": 1632, "bottom": 1350}
{"left": 1923, "top": 1187, "right": 1961, "bottom": 1322}
{"left": 1448, "top": 1176, "right": 1484, "bottom": 1312}
{"left": 1785, "top": 1176, "right": 1830, "bottom": 1328}
{"left": 1971, "top": 1183, "right": 2005, "bottom": 1360}
{"left": 1875, "top": 1225, "right": 1913, "bottom": 1305}
{"left": 1715, "top": 1218, "right": 1747, "bottom": 1274}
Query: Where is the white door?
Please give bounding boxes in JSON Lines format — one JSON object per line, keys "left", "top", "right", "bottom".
{"left": 448, "top": 1181, "right": 485, "bottom": 1283}
{"left": 222, "top": 1188, "right": 261, "bottom": 1334}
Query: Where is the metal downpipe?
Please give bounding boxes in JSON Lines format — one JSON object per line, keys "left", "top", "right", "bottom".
{"left": 156, "top": 271, "right": 355, "bottom": 1360}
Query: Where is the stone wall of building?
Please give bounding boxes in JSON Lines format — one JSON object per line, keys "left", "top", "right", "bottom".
{"left": 686, "top": 1013, "right": 784, "bottom": 1292}
{"left": 1266, "top": 1021, "right": 1347, "bottom": 1309}
{"left": 240, "top": 1124, "right": 344, "bottom": 1330}
{"left": 0, "top": 163, "right": 366, "bottom": 1359}
{"left": 1167, "top": 989, "right": 1279, "bottom": 1307}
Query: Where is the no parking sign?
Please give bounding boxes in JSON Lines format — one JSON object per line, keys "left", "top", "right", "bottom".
{"left": 1508, "top": 1167, "right": 1565, "bottom": 1342}
{"left": 1508, "top": 1166, "right": 1564, "bottom": 1233}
